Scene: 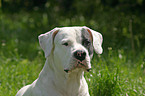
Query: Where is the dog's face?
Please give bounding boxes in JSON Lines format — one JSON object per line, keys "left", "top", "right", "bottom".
{"left": 38, "top": 27, "right": 103, "bottom": 73}
{"left": 53, "top": 27, "right": 93, "bottom": 72}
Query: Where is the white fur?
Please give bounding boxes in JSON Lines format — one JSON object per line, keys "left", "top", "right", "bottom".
{"left": 16, "top": 26, "right": 103, "bottom": 96}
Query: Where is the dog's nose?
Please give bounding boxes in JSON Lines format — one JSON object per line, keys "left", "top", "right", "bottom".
{"left": 74, "top": 50, "right": 86, "bottom": 61}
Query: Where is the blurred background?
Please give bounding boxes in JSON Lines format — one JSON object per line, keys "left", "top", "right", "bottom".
{"left": 0, "top": 0, "right": 145, "bottom": 58}
{"left": 0, "top": 0, "right": 145, "bottom": 95}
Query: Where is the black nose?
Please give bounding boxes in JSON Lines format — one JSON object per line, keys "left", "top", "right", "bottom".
{"left": 74, "top": 50, "right": 86, "bottom": 61}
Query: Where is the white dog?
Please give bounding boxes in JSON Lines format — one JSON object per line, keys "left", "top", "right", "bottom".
{"left": 16, "top": 26, "right": 103, "bottom": 96}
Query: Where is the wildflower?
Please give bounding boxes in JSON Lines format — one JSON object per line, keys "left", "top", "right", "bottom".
{"left": 108, "top": 47, "right": 112, "bottom": 50}
{"left": 90, "top": 74, "right": 93, "bottom": 77}
{"left": 119, "top": 53, "right": 122, "bottom": 59}
{"left": 2, "top": 43, "right": 6, "bottom": 46}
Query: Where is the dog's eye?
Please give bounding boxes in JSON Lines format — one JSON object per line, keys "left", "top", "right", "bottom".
{"left": 62, "top": 42, "right": 69, "bottom": 46}
{"left": 83, "top": 40, "right": 91, "bottom": 46}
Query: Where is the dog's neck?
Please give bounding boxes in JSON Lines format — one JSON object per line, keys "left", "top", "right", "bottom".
{"left": 37, "top": 55, "right": 88, "bottom": 95}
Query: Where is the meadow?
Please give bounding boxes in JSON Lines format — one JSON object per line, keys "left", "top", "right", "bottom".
{"left": 0, "top": 7, "right": 145, "bottom": 96}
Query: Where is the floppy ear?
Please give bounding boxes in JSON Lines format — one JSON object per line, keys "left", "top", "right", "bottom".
{"left": 38, "top": 28, "right": 59, "bottom": 58}
{"left": 84, "top": 26, "right": 103, "bottom": 54}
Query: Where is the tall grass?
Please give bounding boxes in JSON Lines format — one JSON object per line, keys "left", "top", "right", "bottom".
{"left": 0, "top": 45, "right": 144, "bottom": 96}
{"left": 85, "top": 49, "right": 145, "bottom": 96}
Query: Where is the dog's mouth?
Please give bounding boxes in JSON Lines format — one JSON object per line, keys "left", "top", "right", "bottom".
{"left": 64, "top": 61, "right": 91, "bottom": 73}
{"left": 64, "top": 68, "right": 91, "bottom": 73}
{"left": 64, "top": 69, "right": 70, "bottom": 73}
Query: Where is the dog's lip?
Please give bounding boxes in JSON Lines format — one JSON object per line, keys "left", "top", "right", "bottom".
{"left": 86, "top": 68, "right": 92, "bottom": 72}
{"left": 64, "top": 69, "right": 70, "bottom": 73}
{"left": 64, "top": 68, "right": 92, "bottom": 73}
{"left": 64, "top": 60, "right": 91, "bottom": 73}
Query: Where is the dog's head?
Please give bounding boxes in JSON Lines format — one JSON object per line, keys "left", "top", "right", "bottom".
{"left": 38, "top": 27, "right": 103, "bottom": 73}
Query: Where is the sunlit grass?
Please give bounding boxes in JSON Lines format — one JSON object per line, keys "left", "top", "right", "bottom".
{"left": 0, "top": 45, "right": 144, "bottom": 96}
{"left": 85, "top": 49, "right": 145, "bottom": 96}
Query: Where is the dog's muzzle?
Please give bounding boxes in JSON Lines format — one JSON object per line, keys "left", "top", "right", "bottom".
{"left": 64, "top": 50, "right": 91, "bottom": 73}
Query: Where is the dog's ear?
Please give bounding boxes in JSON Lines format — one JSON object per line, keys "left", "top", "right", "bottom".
{"left": 83, "top": 26, "right": 103, "bottom": 54}
{"left": 38, "top": 28, "right": 59, "bottom": 58}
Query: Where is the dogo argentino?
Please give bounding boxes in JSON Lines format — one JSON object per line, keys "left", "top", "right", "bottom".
{"left": 16, "top": 26, "right": 103, "bottom": 96}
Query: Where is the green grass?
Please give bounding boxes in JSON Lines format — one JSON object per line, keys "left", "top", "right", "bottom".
{"left": 0, "top": 46, "right": 144, "bottom": 96}
{"left": 0, "top": 50, "right": 45, "bottom": 95}
{"left": 85, "top": 49, "right": 145, "bottom": 96}
{"left": 0, "top": 11, "right": 145, "bottom": 96}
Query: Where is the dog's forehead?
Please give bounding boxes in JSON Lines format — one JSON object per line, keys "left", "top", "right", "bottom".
{"left": 55, "top": 27, "right": 82, "bottom": 42}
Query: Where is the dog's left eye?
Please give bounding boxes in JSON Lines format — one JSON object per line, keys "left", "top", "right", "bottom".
{"left": 62, "top": 42, "right": 69, "bottom": 46}
{"left": 83, "top": 40, "right": 91, "bottom": 46}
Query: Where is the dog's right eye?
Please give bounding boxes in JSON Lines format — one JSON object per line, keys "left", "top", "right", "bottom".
{"left": 62, "top": 42, "right": 69, "bottom": 46}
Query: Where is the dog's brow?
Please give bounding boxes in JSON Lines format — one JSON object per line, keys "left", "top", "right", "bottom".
{"left": 61, "top": 39, "right": 72, "bottom": 44}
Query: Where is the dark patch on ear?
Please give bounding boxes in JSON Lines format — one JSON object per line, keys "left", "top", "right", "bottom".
{"left": 86, "top": 29, "right": 93, "bottom": 41}
{"left": 81, "top": 28, "right": 93, "bottom": 57}
{"left": 52, "top": 30, "right": 59, "bottom": 42}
